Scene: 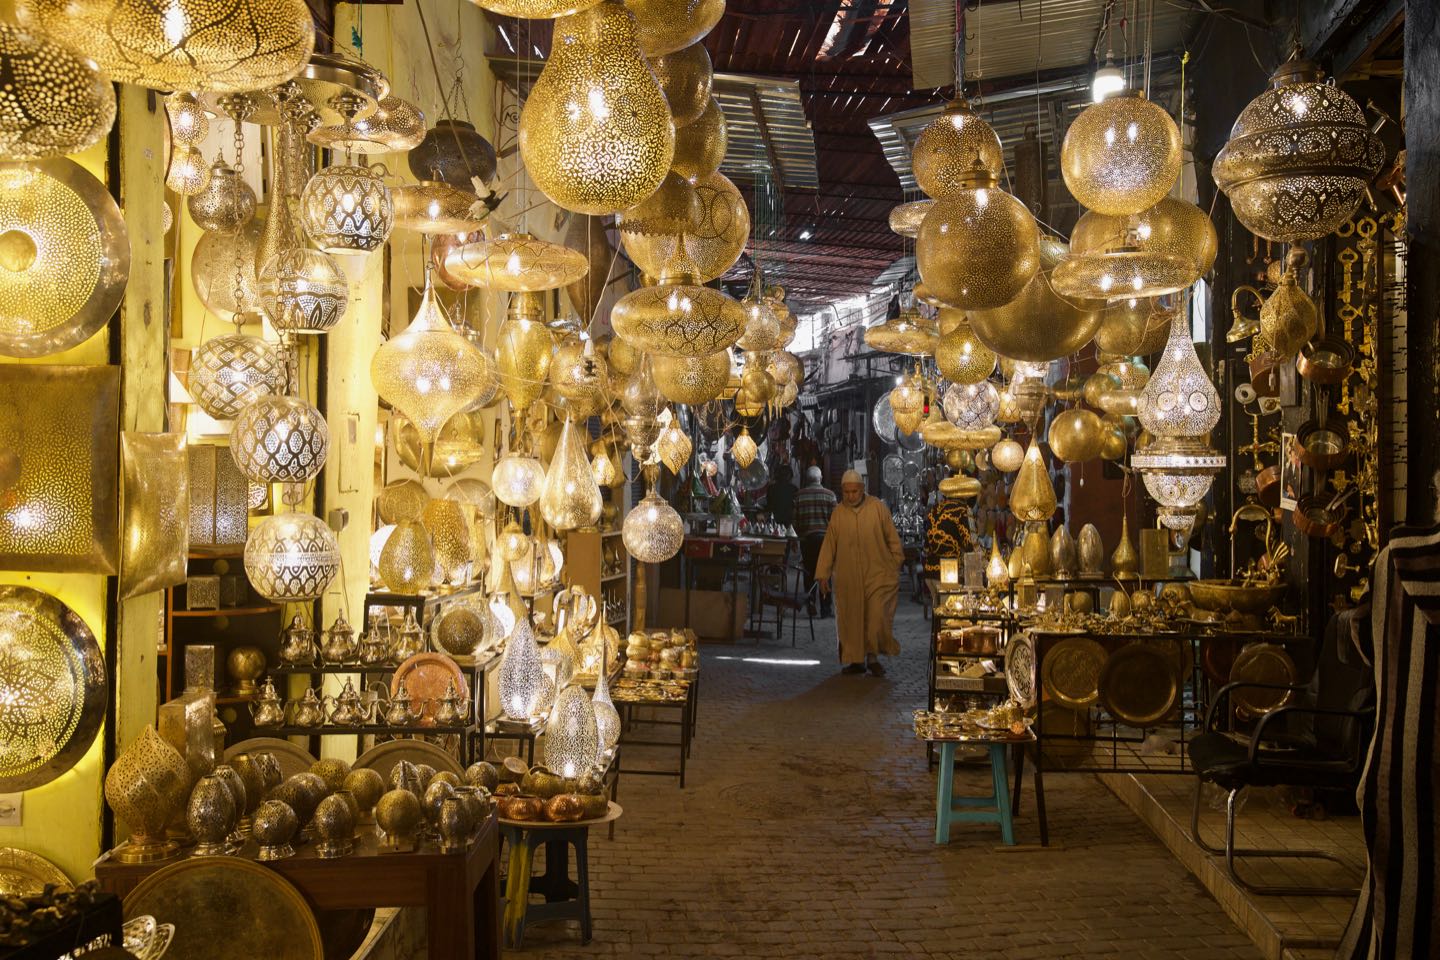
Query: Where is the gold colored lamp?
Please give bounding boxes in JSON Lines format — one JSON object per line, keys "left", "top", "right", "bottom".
{"left": 864, "top": 307, "right": 938, "bottom": 357}
{"left": 912, "top": 98, "right": 1005, "bottom": 197}
{"left": 0, "top": 24, "right": 115, "bottom": 160}
{"left": 1061, "top": 92, "right": 1182, "bottom": 217}
{"left": 652, "top": 349, "right": 732, "bottom": 406}
{"left": 1052, "top": 197, "right": 1215, "bottom": 301}
{"left": 611, "top": 268, "right": 745, "bottom": 358}
{"left": 444, "top": 233, "right": 588, "bottom": 293}
{"left": 671, "top": 94, "right": 727, "bottom": 181}
{"left": 915, "top": 162, "right": 1040, "bottom": 311}
{"left": 392, "top": 181, "right": 486, "bottom": 236}
{"left": 969, "top": 236, "right": 1106, "bottom": 363}
{"left": 120, "top": 433, "right": 189, "bottom": 600}
{"left": 1010, "top": 441, "right": 1058, "bottom": 522}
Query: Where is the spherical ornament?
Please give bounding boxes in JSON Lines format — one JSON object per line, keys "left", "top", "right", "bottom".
{"left": 915, "top": 166, "right": 1040, "bottom": 310}
{"left": 888, "top": 199, "right": 933, "bottom": 239}
{"left": 912, "top": 98, "right": 1004, "bottom": 198}
{"left": 612, "top": 272, "right": 745, "bottom": 357}
{"left": 626, "top": 0, "right": 725, "bottom": 56}
{"left": 942, "top": 381, "right": 1000, "bottom": 431}
{"left": 371, "top": 279, "right": 495, "bottom": 457}
{"left": 652, "top": 349, "right": 731, "bottom": 405}
{"left": 259, "top": 247, "right": 348, "bottom": 334}
{"left": 1061, "top": 92, "right": 1182, "bottom": 216}
{"left": 934, "top": 320, "right": 996, "bottom": 385}
{"left": 1137, "top": 310, "right": 1221, "bottom": 438}
{"left": 737, "top": 297, "right": 787, "bottom": 352}
{"left": 623, "top": 487, "right": 684, "bottom": 562}
{"left": 0, "top": 24, "right": 115, "bottom": 160}
{"left": 990, "top": 438, "right": 1024, "bottom": 473}
{"left": 378, "top": 519, "right": 434, "bottom": 594}
{"left": 187, "top": 160, "right": 256, "bottom": 234}
{"left": 540, "top": 418, "right": 603, "bottom": 531}
{"left": 492, "top": 454, "right": 546, "bottom": 508}
{"left": 670, "top": 94, "right": 726, "bottom": 181}
{"left": 378, "top": 479, "right": 428, "bottom": 524}
{"left": 300, "top": 163, "right": 393, "bottom": 255}
{"left": 1100, "top": 424, "right": 1128, "bottom": 460}
{"left": 230, "top": 394, "right": 329, "bottom": 485}
{"left": 1048, "top": 408, "right": 1105, "bottom": 462}
{"left": 190, "top": 333, "right": 280, "bottom": 419}
{"left": 1051, "top": 197, "right": 1216, "bottom": 301}
{"left": 519, "top": 2, "right": 674, "bottom": 215}
{"left": 682, "top": 171, "right": 749, "bottom": 281}
{"left": 166, "top": 143, "right": 210, "bottom": 195}
{"left": 730, "top": 427, "right": 757, "bottom": 468}
{"left": 651, "top": 42, "right": 712, "bottom": 126}
{"left": 244, "top": 511, "right": 340, "bottom": 603}
{"left": 1213, "top": 56, "right": 1385, "bottom": 242}
{"left": 191, "top": 220, "right": 262, "bottom": 318}
{"left": 968, "top": 236, "right": 1105, "bottom": 363}
{"left": 16, "top": 0, "right": 315, "bottom": 93}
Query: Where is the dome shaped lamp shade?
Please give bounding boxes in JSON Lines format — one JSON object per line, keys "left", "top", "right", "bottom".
{"left": 15, "top": 0, "right": 315, "bottom": 93}
{"left": 0, "top": 24, "right": 115, "bottom": 160}
{"left": 651, "top": 349, "right": 731, "bottom": 405}
{"left": 469, "top": 0, "right": 603, "bottom": 17}
{"left": 543, "top": 684, "right": 599, "bottom": 779}
{"left": 299, "top": 163, "right": 394, "bottom": 255}
{"left": 888, "top": 199, "right": 934, "bottom": 239}
{"left": 1213, "top": 55, "right": 1385, "bottom": 243}
{"left": 611, "top": 270, "right": 745, "bottom": 357}
{"left": 912, "top": 98, "right": 1005, "bottom": 198}
{"left": 243, "top": 511, "right": 340, "bottom": 602}
{"left": 540, "top": 418, "right": 603, "bottom": 531}
{"left": 623, "top": 485, "right": 684, "bottom": 563}
{"left": 864, "top": 308, "right": 938, "bottom": 357}
{"left": 229, "top": 394, "right": 329, "bottom": 485}
{"left": 968, "top": 237, "right": 1106, "bottom": 363}
{"left": 259, "top": 247, "right": 349, "bottom": 334}
{"left": 1051, "top": 197, "right": 1216, "bottom": 301}
{"left": 1060, "top": 92, "right": 1183, "bottom": 216}
{"left": 518, "top": 1, "right": 675, "bottom": 215}
{"left": 442, "top": 233, "right": 590, "bottom": 293}
{"left": 189, "top": 334, "right": 281, "bottom": 420}
{"left": 1137, "top": 310, "right": 1222, "bottom": 439}
{"left": 915, "top": 164, "right": 1041, "bottom": 310}
{"left": 371, "top": 278, "right": 495, "bottom": 473}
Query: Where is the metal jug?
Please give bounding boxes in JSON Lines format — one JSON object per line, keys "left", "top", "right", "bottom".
{"left": 432, "top": 680, "right": 470, "bottom": 727}
{"left": 326, "top": 678, "right": 366, "bottom": 726}
{"left": 249, "top": 678, "right": 285, "bottom": 728}
{"left": 289, "top": 687, "right": 327, "bottom": 727}
{"left": 278, "top": 613, "right": 316, "bottom": 666}
{"left": 383, "top": 678, "right": 419, "bottom": 726}
{"left": 320, "top": 613, "right": 357, "bottom": 665}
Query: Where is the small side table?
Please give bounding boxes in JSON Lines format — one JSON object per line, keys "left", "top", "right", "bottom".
{"left": 927, "top": 732, "right": 1036, "bottom": 845}
{"left": 500, "top": 803, "right": 623, "bottom": 948}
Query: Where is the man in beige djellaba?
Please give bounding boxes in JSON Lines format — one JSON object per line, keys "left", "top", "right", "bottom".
{"left": 815, "top": 469, "right": 904, "bottom": 676}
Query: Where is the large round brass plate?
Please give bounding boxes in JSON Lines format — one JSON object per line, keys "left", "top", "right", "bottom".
{"left": 0, "top": 159, "right": 129, "bottom": 358}
{"left": 123, "top": 857, "right": 323, "bottom": 960}
{"left": 353, "top": 738, "right": 463, "bottom": 782}
{"left": 1005, "top": 632, "right": 1036, "bottom": 709}
{"left": 223, "top": 737, "right": 316, "bottom": 780}
{"left": 1228, "top": 642, "right": 1297, "bottom": 719}
{"left": 0, "top": 847, "right": 71, "bottom": 895}
{"left": 0, "top": 585, "right": 106, "bottom": 792}
{"left": 1098, "top": 642, "right": 1180, "bottom": 727}
{"left": 1041, "top": 636, "right": 1108, "bottom": 709}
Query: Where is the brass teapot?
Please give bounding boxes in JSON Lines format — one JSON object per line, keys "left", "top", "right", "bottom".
{"left": 1229, "top": 251, "right": 1317, "bottom": 357}
{"left": 320, "top": 613, "right": 357, "bottom": 665}
{"left": 289, "top": 687, "right": 327, "bottom": 727}
{"left": 278, "top": 613, "right": 317, "bottom": 666}
{"left": 432, "top": 680, "right": 470, "bottom": 727}
{"left": 383, "top": 679, "right": 419, "bottom": 726}
{"left": 391, "top": 609, "right": 425, "bottom": 662}
{"left": 326, "top": 678, "right": 367, "bottom": 726}
{"left": 359, "top": 615, "right": 391, "bottom": 666}
{"left": 249, "top": 678, "right": 286, "bottom": 728}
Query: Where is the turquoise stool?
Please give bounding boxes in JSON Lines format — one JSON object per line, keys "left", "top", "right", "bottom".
{"left": 933, "top": 741, "right": 1015, "bottom": 844}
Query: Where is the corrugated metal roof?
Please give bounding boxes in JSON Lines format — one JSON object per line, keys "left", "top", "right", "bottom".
{"left": 910, "top": 0, "right": 958, "bottom": 90}
{"left": 712, "top": 73, "right": 820, "bottom": 191}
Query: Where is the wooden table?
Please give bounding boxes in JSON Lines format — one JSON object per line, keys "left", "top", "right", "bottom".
{"left": 613, "top": 681, "right": 695, "bottom": 787}
{"left": 95, "top": 818, "right": 502, "bottom": 960}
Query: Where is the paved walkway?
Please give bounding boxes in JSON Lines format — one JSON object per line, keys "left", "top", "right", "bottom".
{"left": 515, "top": 599, "right": 1259, "bottom": 959}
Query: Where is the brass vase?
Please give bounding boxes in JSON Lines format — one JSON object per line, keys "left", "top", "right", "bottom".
{"left": 186, "top": 772, "right": 236, "bottom": 856}
{"left": 1078, "top": 523, "right": 1105, "bottom": 577}
{"left": 1111, "top": 515, "right": 1139, "bottom": 580}
{"left": 105, "top": 726, "right": 190, "bottom": 863}
{"left": 1050, "top": 525, "right": 1078, "bottom": 579}
{"left": 1020, "top": 524, "right": 1052, "bottom": 578}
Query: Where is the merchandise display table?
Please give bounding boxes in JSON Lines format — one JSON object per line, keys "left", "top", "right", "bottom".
{"left": 612, "top": 678, "right": 696, "bottom": 787}
{"left": 498, "top": 803, "right": 623, "bottom": 948}
{"left": 95, "top": 818, "right": 502, "bottom": 960}
{"left": 923, "top": 730, "right": 1036, "bottom": 845}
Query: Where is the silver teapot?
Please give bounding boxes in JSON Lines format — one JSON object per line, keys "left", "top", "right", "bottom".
{"left": 391, "top": 609, "right": 425, "bottom": 662}
{"left": 383, "top": 679, "right": 419, "bottom": 726}
{"left": 326, "top": 678, "right": 367, "bottom": 726}
{"left": 320, "top": 614, "right": 357, "bottom": 665}
{"left": 359, "top": 615, "right": 391, "bottom": 666}
{"left": 278, "top": 614, "right": 316, "bottom": 666}
{"left": 289, "top": 687, "right": 327, "bottom": 727}
{"left": 432, "top": 680, "right": 470, "bottom": 727}
{"left": 249, "top": 678, "right": 285, "bottom": 728}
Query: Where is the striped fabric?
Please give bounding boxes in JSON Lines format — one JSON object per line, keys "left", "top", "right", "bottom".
{"left": 1336, "top": 523, "right": 1440, "bottom": 960}
{"left": 794, "top": 484, "right": 837, "bottom": 538}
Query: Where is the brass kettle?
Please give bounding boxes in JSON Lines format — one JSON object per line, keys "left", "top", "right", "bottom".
{"left": 391, "top": 610, "right": 425, "bottom": 662}
{"left": 359, "top": 616, "right": 391, "bottom": 666}
{"left": 249, "top": 678, "right": 286, "bottom": 728}
{"left": 278, "top": 613, "right": 316, "bottom": 666}
{"left": 320, "top": 614, "right": 357, "bottom": 665}
{"left": 290, "top": 687, "right": 327, "bottom": 727}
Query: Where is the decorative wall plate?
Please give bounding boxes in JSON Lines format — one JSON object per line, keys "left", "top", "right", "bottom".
{"left": 1005, "top": 632, "right": 1036, "bottom": 709}
{"left": 123, "top": 857, "right": 322, "bottom": 960}
{"left": 391, "top": 652, "right": 469, "bottom": 725}
{"left": 0, "top": 846, "right": 71, "bottom": 895}
{"left": 1098, "top": 642, "right": 1180, "bottom": 727}
{"left": 0, "top": 585, "right": 106, "bottom": 792}
{"left": 353, "top": 738, "right": 463, "bottom": 781}
{"left": 1228, "top": 643, "right": 1298, "bottom": 719}
{"left": 0, "top": 364, "right": 119, "bottom": 573}
{"left": 0, "top": 159, "right": 129, "bottom": 358}
{"left": 120, "top": 433, "right": 190, "bottom": 600}
{"left": 1040, "top": 636, "right": 1108, "bottom": 709}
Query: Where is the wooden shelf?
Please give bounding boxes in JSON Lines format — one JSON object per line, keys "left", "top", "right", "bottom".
{"left": 601, "top": 573, "right": 627, "bottom": 583}
{"left": 170, "top": 605, "right": 281, "bottom": 618}
{"left": 216, "top": 694, "right": 257, "bottom": 705}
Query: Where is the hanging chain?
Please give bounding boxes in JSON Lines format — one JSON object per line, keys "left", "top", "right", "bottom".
{"left": 218, "top": 95, "right": 256, "bottom": 331}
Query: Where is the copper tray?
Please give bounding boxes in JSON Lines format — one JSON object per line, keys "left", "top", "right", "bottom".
{"left": 1228, "top": 643, "right": 1297, "bottom": 719}
{"left": 0, "top": 847, "right": 70, "bottom": 896}
{"left": 1041, "top": 637, "right": 1108, "bottom": 709}
{"left": 392, "top": 652, "right": 468, "bottom": 726}
{"left": 123, "top": 857, "right": 323, "bottom": 960}
{"left": 1098, "top": 643, "right": 1180, "bottom": 727}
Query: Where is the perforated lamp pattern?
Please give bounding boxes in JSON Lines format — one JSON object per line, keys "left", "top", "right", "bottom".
{"left": 540, "top": 419, "right": 603, "bottom": 531}
{"left": 934, "top": 320, "right": 996, "bottom": 385}
{"left": 611, "top": 274, "right": 744, "bottom": 358}
{"left": 1060, "top": 93, "right": 1182, "bottom": 216}
{"left": 190, "top": 334, "right": 280, "bottom": 420}
{"left": 300, "top": 164, "right": 393, "bottom": 255}
{"left": 191, "top": 220, "right": 262, "bottom": 318}
{"left": 652, "top": 42, "right": 712, "bottom": 126}
{"left": 670, "top": 95, "right": 726, "bottom": 181}
{"left": 442, "top": 233, "right": 589, "bottom": 293}
{"left": 1138, "top": 311, "right": 1221, "bottom": 438}
{"left": 942, "top": 381, "right": 1000, "bottom": 431}
{"left": 378, "top": 519, "right": 435, "bottom": 594}
{"left": 864, "top": 308, "right": 938, "bottom": 357}
{"left": 543, "top": 684, "right": 599, "bottom": 779}
{"left": 0, "top": 23, "right": 115, "bottom": 160}
{"left": 592, "top": 667, "right": 620, "bottom": 757}
{"left": 15, "top": 0, "right": 315, "bottom": 92}
{"left": 627, "top": 0, "right": 725, "bottom": 56}
{"left": 259, "top": 247, "right": 349, "bottom": 334}
{"left": 519, "top": 1, "right": 674, "bottom": 215}
{"left": 624, "top": 486, "right": 685, "bottom": 563}
{"left": 968, "top": 237, "right": 1105, "bottom": 363}
{"left": 683, "top": 171, "right": 750, "bottom": 281}
{"left": 243, "top": 511, "right": 340, "bottom": 602}
{"left": 916, "top": 170, "right": 1040, "bottom": 310}
{"left": 229, "top": 394, "right": 329, "bottom": 485}
{"left": 730, "top": 428, "right": 757, "bottom": 469}
{"left": 1052, "top": 198, "right": 1216, "bottom": 301}
{"left": 498, "top": 618, "right": 545, "bottom": 720}
{"left": 1010, "top": 441, "right": 1058, "bottom": 522}
{"left": 651, "top": 349, "right": 731, "bottom": 405}
{"left": 656, "top": 420, "right": 692, "bottom": 474}
{"left": 492, "top": 455, "right": 546, "bottom": 509}
{"left": 912, "top": 98, "right": 1004, "bottom": 198}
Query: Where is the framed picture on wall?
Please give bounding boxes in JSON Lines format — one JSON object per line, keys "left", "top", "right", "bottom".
{"left": 1279, "top": 431, "right": 1300, "bottom": 512}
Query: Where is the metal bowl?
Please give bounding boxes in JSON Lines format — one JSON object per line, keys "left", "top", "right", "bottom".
{"left": 1294, "top": 421, "right": 1349, "bottom": 471}
{"left": 1296, "top": 334, "right": 1355, "bottom": 384}
{"left": 1187, "top": 579, "right": 1288, "bottom": 615}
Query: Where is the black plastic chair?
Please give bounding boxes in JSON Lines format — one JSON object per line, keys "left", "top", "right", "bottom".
{"left": 757, "top": 561, "right": 815, "bottom": 647}
{"left": 1188, "top": 680, "right": 1372, "bottom": 897}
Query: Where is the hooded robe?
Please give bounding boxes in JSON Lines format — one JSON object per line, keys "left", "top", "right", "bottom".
{"left": 815, "top": 494, "right": 904, "bottom": 663}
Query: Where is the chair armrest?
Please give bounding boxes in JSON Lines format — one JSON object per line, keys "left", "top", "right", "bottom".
{"left": 1249, "top": 703, "right": 1377, "bottom": 766}
{"left": 1204, "top": 681, "right": 1307, "bottom": 733}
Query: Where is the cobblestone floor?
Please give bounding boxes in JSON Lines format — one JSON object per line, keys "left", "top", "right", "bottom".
{"left": 514, "top": 599, "right": 1259, "bottom": 959}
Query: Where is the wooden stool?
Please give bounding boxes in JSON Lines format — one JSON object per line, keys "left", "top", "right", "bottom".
{"left": 500, "top": 803, "right": 622, "bottom": 948}
{"left": 933, "top": 741, "right": 1015, "bottom": 845}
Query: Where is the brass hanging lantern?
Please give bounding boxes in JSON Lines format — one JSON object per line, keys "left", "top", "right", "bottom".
{"left": 941, "top": 381, "right": 1000, "bottom": 432}
{"left": 189, "top": 334, "right": 281, "bottom": 420}
{"left": 187, "top": 159, "right": 256, "bottom": 234}
{"left": 229, "top": 393, "right": 329, "bottom": 486}
{"left": 1213, "top": 53, "right": 1385, "bottom": 242}
{"left": 1052, "top": 197, "right": 1216, "bottom": 301}
{"left": 469, "top": 0, "right": 603, "bottom": 17}
{"left": 166, "top": 143, "right": 210, "bottom": 195}
{"left": 915, "top": 159, "right": 1040, "bottom": 310}
{"left": 1060, "top": 92, "right": 1182, "bottom": 216}
{"left": 496, "top": 292, "right": 555, "bottom": 413}
{"left": 730, "top": 427, "right": 757, "bottom": 468}
{"left": 378, "top": 519, "right": 434, "bottom": 594}
{"left": 0, "top": 24, "right": 115, "bottom": 160}
{"left": 968, "top": 236, "right": 1105, "bottom": 363}
{"left": 934, "top": 319, "right": 996, "bottom": 385}
{"left": 192, "top": 220, "right": 262, "bottom": 319}
{"left": 864, "top": 307, "right": 939, "bottom": 357}
{"left": 611, "top": 266, "right": 745, "bottom": 357}
{"left": 618, "top": 172, "right": 699, "bottom": 238}
{"left": 408, "top": 118, "right": 497, "bottom": 189}
{"left": 244, "top": 511, "right": 340, "bottom": 602}
{"left": 652, "top": 42, "right": 713, "bottom": 126}
{"left": 912, "top": 98, "right": 1005, "bottom": 198}
{"left": 623, "top": 484, "right": 685, "bottom": 562}
{"left": 492, "top": 454, "right": 546, "bottom": 509}
{"left": 990, "top": 438, "right": 1024, "bottom": 473}
{"left": 736, "top": 297, "right": 787, "bottom": 353}
{"left": 671, "top": 95, "right": 727, "bottom": 181}
{"left": 550, "top": 337, "right": 609, "bottom": 418}
{"left": 656, "top": 419, "right": 692, "bottom": 474}
{"left": 1110, "top": 514, "right": 1139, "bottom": 578}
{"left": 16, "top": 0, "right": 315, "bottom": 92}
{"left": 1254, "top": 253, "right": 1319, "bottom": 357}
{"left": 392, "top": 181, "right": 485, "bottom": 235}
{"left": 888, "top": 199, "right": 934, "bottom": 239}
{"left": 626, "top": 0, "right": 725, "bottom": 56}
{"left": 299, "top": 163, "right": 393, "bottom": 255}
{"left": 1047, "top": 408, "right": 1105, "bottom": 462}
{"left": 1137, "top": 310, "right": 1221, "bottom": 439}
{"left": 519, "top": 1, "right": 675, "bottom": 215}
{"left": 652, "top": 349, "right": 731, "bottom": 405}
{"left": 1094, "top": 296, "right": 1162, "bottom": 355}
{"left": 682, "top": 170, "right": 749, "bottom": 281}
{"left": 396, "top": 411, "right": 487, "bottom": 478}
{"left": 444, "top": 232, "right": 589, "bottom": 292}
{"left": 1010, "top": 441, "right": 1057, "bottom": 522}
{"left": 540, "top": 418, "right": 603, "bottom": 531}
{"left": 258, "top": 246, "right": 349, "bottom": 335}
{"left": 165, "top": 92, "right": 208, "bottom": 146}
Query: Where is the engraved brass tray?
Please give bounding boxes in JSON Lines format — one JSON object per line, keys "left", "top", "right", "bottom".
{"left": 1098, "top": 642, "right": 1180, "bottom": 727}
{"left": 0, "top": 585, "right": 106, "bottom": 792}
{"left": 223, "top": 737, "right": 316, "bottom": 780}
{"left": 1228, "top": 642, "right": 1297, "bottom": 719}
{"left": 1040, "top": 636, "right": 1108, "bottom": 709}
{"left": 123, "top": 857, "right": 323, "bottom": 960}
{"left": 1005, "top": 632, "right": 1037, "bottom": 708}
{"left": 0, "top": 846, "right": 70, "bottom": 895}
{"left": 353, "top": 738, "right": 463, "bottom": 782}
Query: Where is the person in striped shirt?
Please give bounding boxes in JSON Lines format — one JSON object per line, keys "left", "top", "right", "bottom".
{"left": 794, "top": 466, "right": 837, "bottom": 617}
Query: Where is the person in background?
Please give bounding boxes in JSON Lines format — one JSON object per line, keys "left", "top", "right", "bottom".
{"left": 924, "top": 493, "right": 976, "bottom": 578}
{"left": 766, "top": 464, "right": 798, "bottom": 527}
{"left": 816, "top": 470, "right": 904, "bottom": 676}
{"left": 794, "top": 466, "right": 837, "bottom": 617}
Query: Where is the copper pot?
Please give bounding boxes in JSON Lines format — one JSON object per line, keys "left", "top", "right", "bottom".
{"left": 1247, "top": 351, "right": 1282, "bottom": 397}
{"left": 1293, "top": 421, "right": 1349, "bottom": 471}
{"left": 545, "top": 794, "right": 585, "bottom": 823}
{"left": 1296, "top": 335, "right": 1355, "bottom": 384}
{"left": 958, "top": 625, "right": 1001, "bottom": 655}
{"left": 1256, "top": 464, "right": 1282, "bottom": 509}
{"left": 497, "top": 794, "right": 543, "bottom": 821}
{"left": 1294, "top": 494, "right": 1344, "bottom": 539}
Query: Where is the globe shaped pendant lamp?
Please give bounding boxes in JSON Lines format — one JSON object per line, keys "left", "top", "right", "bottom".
{"left": 244, "top": 511, "right": 340, "bottom": 602}
{"left": 915, "top": 160, "right": 1040, "bottom": 310}
{"left": 1213, "top": 54, "right": 1385, "bottom": 243}
{"left": 259, "top": 246, "right": 349, "bottom": 334}
{"left": 611, "top": 266, "right": 745, "bottom": 357}
{"left": 540, "top": 418, "right": 603, "bottom": 531}
{"left": 1051, "top": 197, "right": 1216, "bottom": 301}
{"left": 934, "top": 319, "right": 997, "bottom": 385}
{"left": 14, "top": 0, "right": 315, "bottom": 92}
{"left": 469, "top": 0, "right": 602, "bottom": 17}
{"left": 190, "top": 333, "right": 281, "bottom": 420}
{"left": 230, "top": 393, "right": 329, "bottom": 485}
{"left": 492, "top": 453, "right": 546, "bottom": 509}
{"left": 652, "top": 42, "right": 713, "bottom": 126}
{"left": 300, "top": 163, "right": 394, "bottom": 255}
{"left": 670, "top": 94, "right": 727, "bottom": 181}
{"left": 942, "top": 381, "right": 1001, "bottom": 431}
{"left": 968, "top": 236, "right": 1106, "bottom": 363}
{"left": 1060, "top": 91, "right": 1183, "bottom": 216}
{"left": 519, "top": 1, "right": 675, "bottom": 215}
{"left": 1047, "top": 408, "right": 1106, "bottom": 462}
{"left": 496, "top": 292, "right": 556, "bottom": 413}
{"left": 990, "top": 438, "right": 1025, "bottom": 473}
{"left": 626, "top": 0, "right": 725, "bottom": 56}
{"left": 378, "top": 519, "right": 435, "bottom": 594}
{"left": 543, "top": 684, "right": 599, "bottom": 779}
{"left": 0, "top": 23, "right": 115, "bottom": 160}
{"left": 652, "top": 349, "right": 731, "bottom": 405}
{"left": 371, "top": 277, "right": 494, "bottom": 474}
{"left": 1137, "top": 309, "right": 1221, "bottom": 439}
{"left": 187, "top": 160, "right": 256, "bottom": 234}
{"left": 498, "top": 617, "right": 546, "bottom": 721}
{"left": 624, "top": 485, "right": 685, "bottom": 563}
{"left": 912, "top": 98, "right": 1004, "bottom": 197}
{"left": 617, "top": 171, "right": 699, "bottom": 239}
{"left": 736, "top": 297, "right": 787, "bottom": 353}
